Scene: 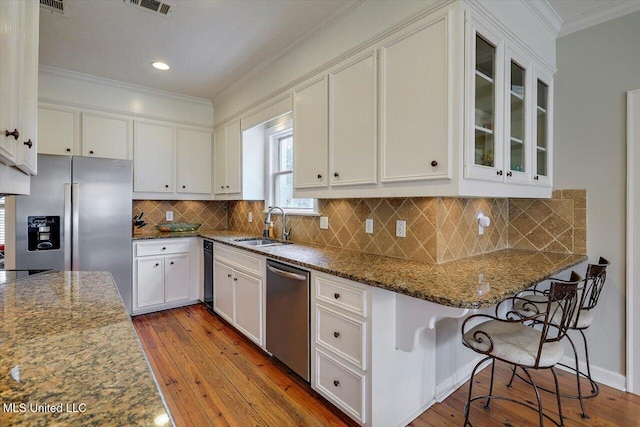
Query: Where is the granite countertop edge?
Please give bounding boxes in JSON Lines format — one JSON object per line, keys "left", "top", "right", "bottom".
{"left": 133, "top": 229, "right": 588, "bottom": 309}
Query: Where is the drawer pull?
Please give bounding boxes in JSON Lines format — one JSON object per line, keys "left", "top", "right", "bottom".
{"left": 334, "top": 293, "right": 340, "bottom": 299}
{"left": 233, "top": 277, "right": 238, "bottom": 281}
{"left": 333, "top": 380, "right": 340, "bottom": 387}
{"left": 333, "top": 331, "right": 340, "bottom": 338}
{"left": 162, "top": 247, "right": 166, "bottom": 250}
{"left": 154, "top": 263, "right": 159, "bottom": 267}
{"left": 170, "top": 261, "right": 174, "bottom": 265}
{"left": 227, "top": 273, "right": 232, "bottom": 278}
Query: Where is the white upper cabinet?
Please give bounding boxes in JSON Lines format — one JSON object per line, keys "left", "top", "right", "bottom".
{"left": 532, "top": 71, "right": 553, "bottom": 187}
{"left": 14, "top": 0, "right": 39, "bottom": 174}
{"left": 82, "top": 112, "right": 131, "bottom": 160}
{"left": 133, "top": 121, "right": 174, "bottom": 193}
{"left": 133, "top": 120, "right": 214, "bottom": 198}
{"left": 329, "top": 52, "right": 377, "bottom": 187}
{"left": 37, "top": 105, "right": 79, "bottom": 156}
{"left": 293, "top": 76, "right": 329, "bottom": 189}
{"left": 279, "top": 2, "right": 557, "bottom": 199}
{"left": 380, "top": 15, "right": 450, "bottom": 183}
{"left": 176, "top": 127, "right": 212, "bottom": 194}
{"left": 0, "top": 0, "right": 38, "bottom": 176}
{"left": 213, "top": 120, "right": 241, "bottom": 196}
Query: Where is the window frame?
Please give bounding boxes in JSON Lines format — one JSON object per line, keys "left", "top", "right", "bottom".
{"left": 264, "top": 120, "right": 318, "bottom": 215}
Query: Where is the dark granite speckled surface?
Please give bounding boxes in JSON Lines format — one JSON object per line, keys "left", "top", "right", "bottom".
{"left": 0, "top": 271, "right": 172, "bottom": 426}
{"left": 134, "top": 229, "right": 587, "bottom": 309}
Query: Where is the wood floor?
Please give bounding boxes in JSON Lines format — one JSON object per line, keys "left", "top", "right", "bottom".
{"left": 133, "top": 304, "right": 640, "bottom": 426}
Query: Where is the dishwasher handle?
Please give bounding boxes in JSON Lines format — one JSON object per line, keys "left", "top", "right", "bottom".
{"left": 267, "top": 264, "right": 307, "bottom": 281}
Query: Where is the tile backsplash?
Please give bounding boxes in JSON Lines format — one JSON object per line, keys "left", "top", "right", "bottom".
{"left": 136, "top": 189, "right": 586, "bottom": 264}
{"left": 132, "top": 200, "right": 227, "bottom": 230}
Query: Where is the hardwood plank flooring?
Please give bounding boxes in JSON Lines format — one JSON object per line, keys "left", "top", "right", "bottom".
{"left": 133, "top": 304, "right": 640, "bottom": 426}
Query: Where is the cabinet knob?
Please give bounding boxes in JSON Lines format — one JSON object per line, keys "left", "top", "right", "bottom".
{"left": 506, "top": 171, "right": 513, "bottom": 177}
{"left": 431, "top": 160, "right": 438, "bottom": 167}
{"left": 89, "top": 150, "right": 94, "bottom": 155}
{"left": 334, "top": 172, "right": 339, "bottom": 178}
{"left": 497, "top": 170, "right": 503, "bottom": 176}
{"left": 182, "top": 185, "right": 186, "bottom": 189}
{"left": 333, "top": 331, "right": 340, "bottom": 338}
{"left": 317, "top": 174, "right": 322, "bottom": 179}
{"left": 227, "top": 273, "right": 232, "bottom": 278}
{"left": 165, "top": 184, "right": 169, "bottom": 188}
{"left": 66, "top": 148, "right": 71, "bottom": 152}
{"left": 233, "top": 277, "right": 238, "bottom": 281}
{"left": 162, "top": 247, "right": 166, "bottom": 250}
{"left": 333, "top": 380, "right": 340, "bottom": 387}
{"left": 334, "top": 293, "right": 340, "bottom": 299}
{"left": 154, "top": 263, "right": 159, "bottom": 267}
{"left": 4, "top": 129, "right": 19, "bottom": 140}
{"left": 23, "top": 139, "right": 33, "bottom": 149}
{"left": 226, "top": 185, "right": 229, "bottom": 188}
{"left": 220, "top": 186, "right": 225, "bottom": 189}
{"left": 534, "top": 175, "right": 540, "bottom": 181}
{"left": 170, "top": 261, "right": 174, "bottom": 265}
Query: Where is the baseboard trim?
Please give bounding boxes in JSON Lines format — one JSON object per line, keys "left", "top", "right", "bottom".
{"left": 558, "top": 355, "right": 627, "bottom": 392}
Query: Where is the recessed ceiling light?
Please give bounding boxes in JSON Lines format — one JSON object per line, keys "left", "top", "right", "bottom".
{"left": 152, "top": 62, "right": 170, "bottom": 71}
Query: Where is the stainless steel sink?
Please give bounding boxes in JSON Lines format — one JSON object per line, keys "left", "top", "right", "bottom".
{"left": 234, "top": 238, "right": 292, "bottom": 248}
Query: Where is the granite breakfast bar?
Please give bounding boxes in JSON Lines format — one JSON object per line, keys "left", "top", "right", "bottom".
{"left": 0, "top": 271, "right": 171, "bottom": 426}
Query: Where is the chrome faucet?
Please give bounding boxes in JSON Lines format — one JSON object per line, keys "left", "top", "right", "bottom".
{"left": 265, "top": 206, "right": 291, "bottom": 241}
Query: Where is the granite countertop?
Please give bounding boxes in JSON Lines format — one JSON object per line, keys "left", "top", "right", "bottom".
{"left": 0, "top": 271, "right": 172, "bottom": 426}
{"left": 134, "top": 229, "right": 587, "bottom": 309}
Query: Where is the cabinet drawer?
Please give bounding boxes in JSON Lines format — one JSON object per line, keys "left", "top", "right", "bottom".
{"left": 317, "top": 305, "right": 366, "bottom": 370}
{"left": 214, "top": 243, "right": 263, "bottom": 276}
{"left": 316, "top": 275, "right": 367, "bottom": 317}
{"left": 316, "top": 349, "right": 365, "bottom": 424}
{"left": 135, "top": 240, "right": 190, "bottom": 257}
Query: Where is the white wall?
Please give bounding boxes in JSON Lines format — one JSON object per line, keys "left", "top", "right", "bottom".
{"left": 554, "top": 10, "right": 640, "bottom": 377}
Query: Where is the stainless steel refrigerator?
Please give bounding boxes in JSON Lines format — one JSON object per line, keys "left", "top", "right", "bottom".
{"left": 6, "top": 154, "right": 133, "bottom": 313}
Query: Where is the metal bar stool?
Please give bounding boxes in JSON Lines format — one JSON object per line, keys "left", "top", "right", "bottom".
{"left": 509, "top": 257, "right": 609, "bottom": 419}
{"left": 461, "top": 272, "right": 582, "bottom": 426}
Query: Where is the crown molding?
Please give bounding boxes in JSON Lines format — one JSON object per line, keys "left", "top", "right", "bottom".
{"left": 522, "top": 0, "right": 563, "bottom": 36}
{"left": 558, "top": 0, "right": 640, "bottom": 37}
{"left": 39, "top": 65, "right": 214, "bottom": 106}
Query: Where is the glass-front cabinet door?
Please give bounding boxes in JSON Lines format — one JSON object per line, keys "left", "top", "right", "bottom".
{"left": 505, "top": 49, "right": 532, "bottom": 185}
{"left": 533, "top": 72, "right": 552, "bottom": 186}
{"left": 466, "top": 23, "right": 504, "bottom": 181}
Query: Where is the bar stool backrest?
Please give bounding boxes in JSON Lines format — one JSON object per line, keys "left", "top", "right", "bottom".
{"left": 579, "top": 257, "right": 610, "bottom": 313}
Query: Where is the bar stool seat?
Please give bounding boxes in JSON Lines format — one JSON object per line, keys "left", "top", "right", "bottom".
{"left": 463, "top": 320, "right": 564, "bottom": 367}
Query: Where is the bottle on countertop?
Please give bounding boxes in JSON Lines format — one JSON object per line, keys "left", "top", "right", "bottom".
{"left": 268, "top": 221, "right": 275, "bottom": 238}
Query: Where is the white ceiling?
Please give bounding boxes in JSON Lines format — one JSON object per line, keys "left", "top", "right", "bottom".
{"left": 38, "top": 0, "right": 640, "bottom": 102}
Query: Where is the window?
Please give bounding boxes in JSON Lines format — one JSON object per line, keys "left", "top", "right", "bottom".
{"left": 265, "top": 119, "right": 316, "bottom": 213}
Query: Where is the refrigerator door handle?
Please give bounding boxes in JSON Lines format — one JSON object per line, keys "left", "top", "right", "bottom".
{"left": 64, "top": 183, "right": 72, "bottom": 270}
{"left": 72, "top": 183, "right": 80, "bottom": 271}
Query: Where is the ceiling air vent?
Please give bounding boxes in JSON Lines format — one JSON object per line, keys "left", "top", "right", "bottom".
{"left": 125, "top": 0, "right": 174, "bottom": 16}
{"left": 40, "top": 0, "right": 67, "bottom": 16}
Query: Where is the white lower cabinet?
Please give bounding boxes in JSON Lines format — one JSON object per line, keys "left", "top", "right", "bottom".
{"left": 132, "top": 238, "right": 199, "bottom": 315}
{"left": 213, "top": 243, "right": 265, "bottom": 347}
{"left": 312, "top": 273, "right": 369, "bottom": 425}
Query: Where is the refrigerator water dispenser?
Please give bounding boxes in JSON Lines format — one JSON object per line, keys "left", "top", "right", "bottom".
{"left": 27, "top": 216, "right": 61, "bottom": 251}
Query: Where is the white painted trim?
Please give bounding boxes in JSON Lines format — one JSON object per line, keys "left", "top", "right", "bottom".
{"left": 558, "top": 1, "right": 640, "bottom": 37}
{"left": 558, "top": 355, "right": 627, "bottom": 392}
{"left": 626, "top": 89, "right": 640, "bottom": 395}
{"left": 520, "top": 0, "right": 563, "bottom": 36}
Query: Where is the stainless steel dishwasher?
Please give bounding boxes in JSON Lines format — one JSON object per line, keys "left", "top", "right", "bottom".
{"left": 266, "top": 259, "right": 310, "bottom": 382}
